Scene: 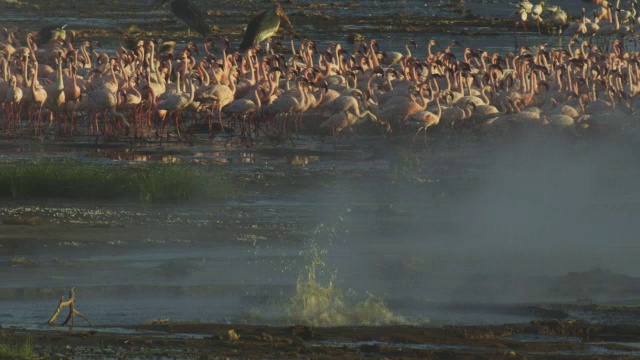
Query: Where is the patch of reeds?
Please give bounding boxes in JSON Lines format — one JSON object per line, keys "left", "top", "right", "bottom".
{"left": 0, "top": 337, "right": 34, "bottom": 360}
{"left": 0, "top": 160, "right": 236, "bottom": 202}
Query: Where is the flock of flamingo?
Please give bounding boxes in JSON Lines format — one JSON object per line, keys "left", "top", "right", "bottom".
{"left": 0, "top": 1, "right": 638, "bottom": 148}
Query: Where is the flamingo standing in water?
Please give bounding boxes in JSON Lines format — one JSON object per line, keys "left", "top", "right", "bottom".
{"left": 27, "top": 65, "right": 48, "bottom": 134}
{"left": 548, "top": 6, "right": 568, "bottom": 35}
{"left": 6, "top": 76, "right": 23, "bottom": 133}
{"left": 44, "top": 54, "right": 66, "bottom": 132}
{"left": 514, "top": 5, "right": 529, "bottom": 47}
{"left": 223, "top": 86, "right": 262, "bottom": 145}
{"left": 196, "top": 67, "right": 237, "bottom": 137}
{"left": 156, "top": 78, "right": 195, "bottom": 140}
{"left": 408, "top": 93, "right": 442, "bottom": 151}
{"left": 530, "top": 1, "right": 545, "bottom": 34}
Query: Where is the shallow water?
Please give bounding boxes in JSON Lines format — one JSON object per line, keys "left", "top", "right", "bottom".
{"left": 1, "top": 132, "right": 640, "bottom": 331}
{"left": 0, "top": 0, "right": 601, "bottom": 56}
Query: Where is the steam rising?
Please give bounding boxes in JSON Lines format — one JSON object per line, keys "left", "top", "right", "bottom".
{"left": 309, "top": 130, "right": 640, "bottom": 307}
{"left": 288, "top": 238, "right": 408, "bottom": 326}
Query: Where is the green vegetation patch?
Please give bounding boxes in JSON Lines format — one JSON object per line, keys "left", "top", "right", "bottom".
{"left": 0, "top": 337, "right": 34, "bottom": 360}
{"left": 0, "top": 160, "right": 236, "bottom": 202}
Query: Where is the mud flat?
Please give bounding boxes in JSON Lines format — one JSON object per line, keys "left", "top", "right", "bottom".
{"left": 0, "top": 0, "right": 568, "bottom": 54}
{"left": 2, "top": 319, "right": 640, "bottom": 359}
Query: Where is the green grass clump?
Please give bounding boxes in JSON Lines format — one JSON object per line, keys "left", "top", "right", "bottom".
{"left": 0, "top": 160, "right": 236, "bottom": 202}
{"left": 0, "top": 337, "right": 34, "bottom": 360}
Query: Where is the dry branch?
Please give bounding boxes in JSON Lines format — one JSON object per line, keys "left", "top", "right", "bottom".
{"left": 47, "top": 287, "right": 93, "bottom": 329}
{"left": 141, "top": 319, "right": 170, "bottom": 325}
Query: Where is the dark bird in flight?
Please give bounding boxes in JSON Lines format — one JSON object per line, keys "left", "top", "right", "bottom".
{"left": 160, "top": 0, "right": 210, "bottom": 37}
{"left": 239, "top": 3, "right": 293, "bottom": 52}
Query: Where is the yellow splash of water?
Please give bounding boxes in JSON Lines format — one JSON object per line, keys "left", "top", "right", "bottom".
{"left": 288, "top": 240, "right": 408, "bottom": 326}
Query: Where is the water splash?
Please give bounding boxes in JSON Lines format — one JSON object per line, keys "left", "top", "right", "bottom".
{"left": 287, "top": 226, "right": 409, "bottom": 326}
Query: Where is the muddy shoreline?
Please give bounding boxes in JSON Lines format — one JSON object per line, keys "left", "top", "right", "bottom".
{"left": 3, "top": 319, "right": 640, "bottom": 359}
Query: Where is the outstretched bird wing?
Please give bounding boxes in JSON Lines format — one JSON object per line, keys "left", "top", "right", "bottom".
{"left": 170, "top": 0, "right": 210, "bottom": 37}
{"left": 239, "top": 9, "right": 280, "bottom": 52}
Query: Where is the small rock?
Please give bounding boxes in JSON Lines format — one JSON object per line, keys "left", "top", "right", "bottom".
{"left": 3, "top": 216, "right": 41, "bottom": 226}
{"left": 0, "top": 0, "right": 23, "bottom": 6}
{"left": 346, "top": 33, "right": 365, "bottom": 44}
{"left": 204, "top": 9, "right": 224, "bottom": 16}
{"left": 291, "top": 325, "right": 313, "bottom": 340}
{"left": 359, "top": 343, "right": 381, "bottom": 353}
{"left": 161, "top": 156, "right": 178, "bottom": 164}
{"left": 227, "top": 329, "right": 239, "bottom": 341}
{"left": 285, "top": 155, "right": 308, "bottom": 165}
{"left": 9, "top": 257, "right": 36, "bottom": 267}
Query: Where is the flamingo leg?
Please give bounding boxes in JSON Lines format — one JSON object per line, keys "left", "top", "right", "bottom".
{"left": 246, "top": 114, "right": 254, "bottom": 147}
{"left": 411, "top": 128, "right": 422, "bottom": 146}
{"left": 218, "top": 106, "right": 225, "bottom": 137}
{"left": 423, "top": 127, "right": 431, "bottom": 154}
{"left": 9, "top": 103, "right": 16, "bottom": 134}
{"left": 36, "top": 106, "right": 44, "bottom": 137}
{"left": 132, "top": 108, "right": 139, "bottom": 141}
{"left": 175, "top": 111, "right": 182, "bottom": 139}
{"left": 7, "top": 103, "right": 12, "bottom": 134}
{"left": 160, "top": 114, "right": 167, "bottom": 143}
{"left": 296, "top": 111, "right": 303, "bottom": 140}
{"left": 209, "top": 107, "right": 214, "bottom": 139}
{"left": 521, "top": 21, "right": 528, "bottom": 47}
{"left": 94, "top": 113, "right": 100, "bottom": 137}
{"left": 16, "top": 103, "right": 22, "bottom": 134}
{"left": 70, "top": 109, "right": 77, "bottom": 136}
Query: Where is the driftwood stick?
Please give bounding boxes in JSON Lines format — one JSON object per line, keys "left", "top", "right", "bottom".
{"left": 47, "top": 288, "right": 92, "bottom": 328}
{"left": 47, "top": 296, "right": 66, "bottom": 325}
{"left": 47, "top": 288, "right": 75, "bottom": 325}
{"left": 141, "top": 319, "right": 170, "bottom": 325}
{"left": 73, "top": 310, "right": 94, "bottom": 326}
{"left": 61, "top": 301, "right": 75, "bottom": 327}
